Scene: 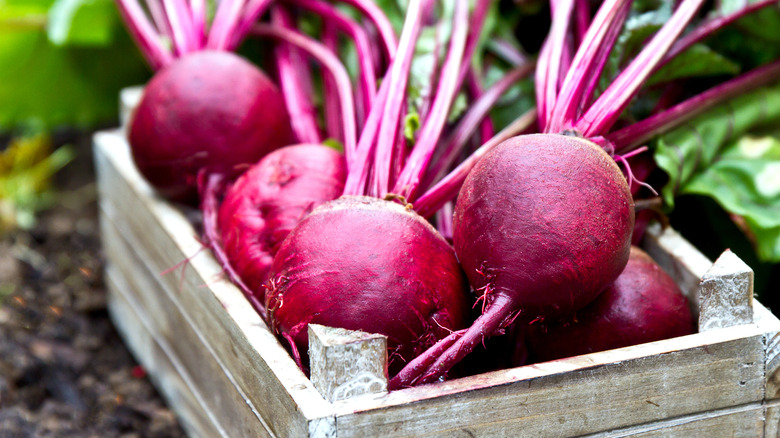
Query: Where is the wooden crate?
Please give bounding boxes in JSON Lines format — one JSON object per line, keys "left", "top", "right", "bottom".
{"left": 95, "top": 122, "right": 780, "bottom": 437}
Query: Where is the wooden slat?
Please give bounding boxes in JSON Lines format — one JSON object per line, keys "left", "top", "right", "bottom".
{"left": 332, "top": 325, "right": 766, "bottom": 437}
{"left": 587, "top": 402, "right": 765, "bottom": 437}
{"left": 103, "top": 217, "right": 272, "bottom": 438}
{"left": 106, "top": 265, "right": 223, "bottom": 438}
{"left": 93, "top": 132, "right": 335, "bottom": 437}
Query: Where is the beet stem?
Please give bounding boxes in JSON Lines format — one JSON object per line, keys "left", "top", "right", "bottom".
{"left": 291, "top": 0, "right": 378, "bottom": 123}
{"left": 414, "top": 107, "right": 537, "bottom": 218}
{"left": 272, "top": 7, "right": 324, "bottom": 145}
{"left": 424, "top": 63, "right": 535, "bottom": 191}
{"left": 545, "top": 0, "right": 631, "bottom": 133}
{"left": 397, "top": 294, "right": 516, "bottom": 388}
{"left": 114, "top": 0, "right": 173, "bottom": 69}
{"left": 388, "top": 328, "right": 467, "bottom": 390}
{"left": 393, "top": 0, "right": 473, "bottom": 201}
{"left": 251, "top": 23, "right": 358, "bottom": 163}
{"left": 534, "top": 0, "right": 576, "bottom": 130}
{"left": 576, "top": 0, "right": 706, "bottom": 137}
{"left": 371, "top": 0, "right": 425, "bottom": 197}
{"left": 335, "top": 0, "right": 398, "bottom": 61}
{"left": 610, "top": 59, "right": 780, "bottom": 153}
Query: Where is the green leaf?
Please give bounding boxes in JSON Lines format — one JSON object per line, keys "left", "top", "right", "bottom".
{"left": 654, "top": 84, "right": 780, "bottom": 262}
{"left": 646, "top": 44, "right": 741, "bottom": 86}
{"left": 0, "top": 25, "right": 149, "bottom": 130}
{"left": 684, "top": 135, "right": 780, "bottom": 262}
{"left": 47, "top": 0, "right": 118, "bottom": 47}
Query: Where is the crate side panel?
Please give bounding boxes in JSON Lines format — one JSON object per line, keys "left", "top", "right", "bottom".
{"left": 94, "top": 132, "right": 332, "bottom": 437}
{"left": 334, "top": 329, "right": 766, "bottom": 437}
{"left": 106, "top": 266, "right": 224, "bottom": 438}
{"left": 103, "top": 220, "right": 272, "bottom": 437}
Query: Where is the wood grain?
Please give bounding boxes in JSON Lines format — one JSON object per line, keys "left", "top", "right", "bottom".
{"left": 106, "top": 264, "right": 224, "bottom": 438}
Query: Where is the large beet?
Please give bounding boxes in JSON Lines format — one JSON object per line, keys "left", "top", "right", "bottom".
{"left": 526, "top": 246, "right": 695, "bottom": 362}
{"left": 391, "top": 133, "right": 634, "bottom": 388}
{"left": 129, "top": 50, "right": 294, "bottom": 203}
{"left": 265, "top": 196, "right": 470, "bottom": 375}
{"left": 217, "top": 144, "right": 346, "bottom": 297}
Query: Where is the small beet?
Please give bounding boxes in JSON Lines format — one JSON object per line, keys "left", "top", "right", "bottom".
{"left": 129, "top": 50, "right": 294, "bottom": 203}
{"left": 526, "top": 246, "right": 694, "bottom": 362}
{"left": 265, "top": 196, "right": 470, "bottom": 375}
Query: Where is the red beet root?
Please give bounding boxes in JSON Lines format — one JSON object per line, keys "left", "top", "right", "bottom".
{"left": 217, "top": 144, "right": 346, "bottom": 297}
{"left": 129, "top": 50, "right": 294, "bottom": 203}
{"left": 265, "top": 196, "right": 470, "bottom": 374}
{"left": 526, "top": 246, "right": 694, "bottom": 362}
{"left": 391, "top": 133, "right": 634, "bottom": 388}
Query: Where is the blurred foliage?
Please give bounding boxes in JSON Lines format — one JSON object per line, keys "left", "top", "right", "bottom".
{"left": 0, "top": 0, "right": 150, "bottom": 130}
{"left": 0, "top": 133, "right": 74, "bottom": 232}
{"left": 0, "top": 0, "right": 149, "bottom": 233}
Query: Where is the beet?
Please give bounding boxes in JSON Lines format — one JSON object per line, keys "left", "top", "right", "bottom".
{"left": 217, "top": 144, "right": 346, "bottom": 298}
{"left": 391, "top": 133, "right": 634, "bottom": 388}
{"left": 526, "top": 246, "right": 695, "bottom": 362}
{"left": 265, "top": 196, "right": 470, "bottom": 374}
{"left": 129, "top": 50, "right": 294, "bottom": 203}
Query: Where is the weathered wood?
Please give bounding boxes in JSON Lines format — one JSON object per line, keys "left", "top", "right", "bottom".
{"left": 119, "top": 86, "right": 143, "bottom": 130}
{"left": 308, "top": 324, "right": 388, "bottom": 403}
{"left": 94, "top": 131, "right": 336, "bottom": 437}
{"left": 587, "top": 402, "right": 765, "bottom": 437}
{"left": 105, "top": 264, "right": 224, "bottom": 438}
{"left": 103, "top": 218, "right": 272, "bottom": 437}
{"left": 756, "top": 302, "right": 780, "bottom": 401}
{"left": 698, "top": 250, "right": 754, "bottom": 332}
{"left": 329, "top": 325, "right": 766, "bottom": 437}
{"left": 766, "top": 398, "right": 780, "bottom": 437}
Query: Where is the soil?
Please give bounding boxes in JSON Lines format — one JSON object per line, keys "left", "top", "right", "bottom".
{"left": 0, "top": 131, "right": 185, "bottom": 437}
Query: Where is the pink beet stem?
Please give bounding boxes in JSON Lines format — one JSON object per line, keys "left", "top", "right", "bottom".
{"left": 230, "top": 0, "right": 273, "bottom": 50}
{"left": 392, "top": 0, "right": 470, "bottom": 201}
{"left": 371, "top": 0, "right": 425, "bottom": 198}
{"left": 114, "top": 0, "right": 173, "bottom": 69}
{"left": 206, "top": 0, "right": 245, "bottom": 50}
{"left": 272, "top": 7, "right": 324, "bottom": 145}
{"left": 322, "top": 24, "right": 344, "bottom": 143}
{"left": 535, "top": 0, "right": 576, "bottom": 130}
{"left": 545, "top": 0, "right": 631, "bottom": 133}
{"left": 394, "top": 294, "right": 516, "bottom": 388}
{"left": 611, "top": 59, "right": 780, "bottom": 153}
{"left": 414, "top": 107, "right": 537, "bottom": 218}
{"left": 251, "top": 23, "right": 358, "bottom": 163}
{"left": 160, "top": 0, "right": 197, "bottom": 54}
{"left": 343, "top": 77, "right": 392, "bottom": 196}
{"left": 661, "top": 0, "right": 780, "bottom": 68}
{"left": 576, "top": 0, "right": 706, "bottom": 137}
{"left": 424, "top": 63, "right": 535, "bottom": 190}
{"left": 335, "top": 0, "right": 398, "bottom": 62}
{"left": 291, "top": 0, "right": 378, "bottom": 123}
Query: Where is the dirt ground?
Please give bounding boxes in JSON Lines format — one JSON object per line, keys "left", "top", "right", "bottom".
{"left": 0, "top": 132, "right": 185, "bottom": 437}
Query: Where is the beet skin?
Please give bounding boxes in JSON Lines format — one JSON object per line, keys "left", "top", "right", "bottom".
{"left": 265, "top": 196, "right": 470, "bottom": 375}
{"left": 526, "top": 246, "right": 695, "bottom": 362}
{"left": 129, "top": 51, "right": 294, "bottom": 203}
{"left": 217, "top": 144, "right": 346, "bottom": 298}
